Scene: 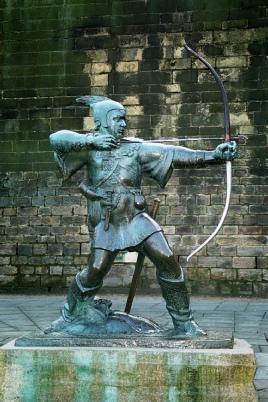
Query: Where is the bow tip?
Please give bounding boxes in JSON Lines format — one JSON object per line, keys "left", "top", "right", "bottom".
{"left": 186, "top": 254, "right": 192, "bottom": 263}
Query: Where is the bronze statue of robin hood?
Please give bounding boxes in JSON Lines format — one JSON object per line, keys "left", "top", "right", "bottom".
{"left": 46, "top": 95, "right": 236, "bottom": 338}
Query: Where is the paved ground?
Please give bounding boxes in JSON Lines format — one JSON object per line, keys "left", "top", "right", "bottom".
{"left": 0, "top": 294, "right": 267, "bottom": 401}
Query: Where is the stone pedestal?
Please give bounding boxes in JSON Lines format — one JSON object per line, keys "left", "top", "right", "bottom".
{"left": 0, "top": 338, "right": 257, "bottom": 402}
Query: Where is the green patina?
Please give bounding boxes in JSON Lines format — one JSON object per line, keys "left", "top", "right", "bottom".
{"left": 0, "top": 342, "right": 257, "bottom": 401}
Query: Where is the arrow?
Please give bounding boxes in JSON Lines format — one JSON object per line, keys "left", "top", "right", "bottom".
{"left": 119, "top": 135, "right": 247, "bottom": 144}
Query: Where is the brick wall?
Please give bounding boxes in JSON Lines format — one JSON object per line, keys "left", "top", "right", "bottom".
{"left": 0, "top": 0, "right": 267, "bottom": 296}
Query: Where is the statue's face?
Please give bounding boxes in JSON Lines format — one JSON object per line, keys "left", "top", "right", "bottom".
{"left": 106, "top": 109, "right": 126, "bottom": 139}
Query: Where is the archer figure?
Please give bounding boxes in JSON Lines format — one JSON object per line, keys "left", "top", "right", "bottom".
{"left": 47, "top": 96, "right": 236, "bottom": 336}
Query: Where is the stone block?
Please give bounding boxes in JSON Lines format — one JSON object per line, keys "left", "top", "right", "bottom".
{"left": 86, "top": 50, "right": 108, "bottom": 62}
{"left": 0, "top": 339, "right": 257, "bottom": 402}
{"left": 238, "top": 269, "right": 263, "bottom": 282}
{"left": 211, "top": 268, "right": 227, "bottom": 281}
{"left": 40, "top": 275, "right": 65, "bottom": 288}
{"left": 233, "top": 257, "right": 256, "bottom": 269}
{"left": 115, "top": 61, "right": 139, "bottom": 73}
{"left": 0, "top": 266, "right": 17, "bottom": 275}
{"left": 17, "top": 244, "right": 32, "bottom": 256}
{"left": 119, "top": 48, "right": 143, "bottom": 61}
{"left": 33, "top": 244, "right": 47, "bottom": 255}
{"left": 91, "top": 74, "right": 108, "bottom": 86}
{"left": 19, "top": 265, "right": 35, "bottom": 274}
{"left": 188, "top": 267, "right": 210, "bottom": 281}
{"left": 0, "top": 257, "right": 10, "bottom": 265}
{"left": 257, "top": 257, "right": 268, "bottom": 269}
{"left": 11, "top": 256, "right": 27, "bottom": 265}
{"left": 63, "top": 243, "right": 81, "bottom": 256}
{"left": 63, "top": 267, "right": 79, "bottom": 275}
{"left": 73, "top": 256, "right": 88, "bottom": 265}
{"left": 19, "top": 274, "right": 40, "bottom": 287}
{"left": 49, "top": 266, "right": 63, "bottom": 275}
{"left": 253, "top": 282, "right": 268, "bottom": 297}
{"left": 117, "top": 34, "right": 147, "bottom": 48}
{"left": 47, "top": 244, "right": 63, "bottom": 256}
{"left": 0, "top": 275, "right": 17, "bottom": 287}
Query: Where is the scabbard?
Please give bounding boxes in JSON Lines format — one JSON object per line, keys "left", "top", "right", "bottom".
{"left": 104, "top": 209, "right": 111, "bottom": 231}
{"left": 104, "top": 190, "right": 113, "bottom": 231}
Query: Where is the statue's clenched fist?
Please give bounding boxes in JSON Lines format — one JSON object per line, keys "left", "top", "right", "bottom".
{"left": 212, "top": 141, "right": 237, "bottom": 161}
{"left": 86, "top": 133, "right": 118, "bottom": 150}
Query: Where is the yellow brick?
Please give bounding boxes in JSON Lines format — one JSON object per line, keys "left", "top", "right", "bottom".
{"left": 167, "top": 84, "right": 181, "bottom": 93}
{"left": 125, "top": 105, "right": 144, "bottom": 115}
{"left": 230, "top": 113, "right": 250, "bottom": 126}
{"left": 120, "top": 48, "right": 143, "bottom": 61}
{"left": 174, "top": 47, "right": 184, "bottom": 58}
{"left": 240, "top": 125, "right": 257, "bottom": 134}
{"left": 224, "top": 43, "right": 249, "bottom": 56}
{"left": 214, "top": 27, "right": 266, "bottom": 44}
{"left": 115, "top": 61, "right": 139, "bottom": 73}
{"left": 161, "top": 33, "right": 184, "bottom": 46}
{"left": 83, "top": 116, "right": 94, "bottom": 130}
{"left": 86, "top": 50, "right": 108, "bottom": 62}
{"left": 223, "top": 226, "right": 239, "bottom": 235}
{"left": 90, "top": 87, "right": 108, "bottom": 96}
{"left": 160, "top": 59, "right": 191, "bottom": 71}
{"left": 118, "top": 34, "right": 147, "bottom": 48}
{"left": 127, "top": 128, "right": 142, "bottom": 137}
{"left": 91, "top": 74, "right": 108, "bottom": 86}
{"left": 91, "top": 63, "right": 112, "bottom": 74}
{"left": 122, "top": 95, "right": 140, "bottom": 105}
{"left": 192, "top": 57, "right": 216, "bottom": 69}
{"left": 216, "top": 56, "right": 248, "bottom": 68}
{"left": 83, "top": 64, "right": 92, "bottom": 74}
{"left": 217, "top": 68, "right": 241, "bottom": 82}
{"left": 166, "top": 94, "right": 182, "bottom": 104}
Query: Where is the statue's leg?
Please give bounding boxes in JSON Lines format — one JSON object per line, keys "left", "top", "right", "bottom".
{"left": 62, "top": 248, "right": 118, "bottom": 322}
{"left": 44, "top": 248, "right": 117, "bottom": 333}
{"left": 140, "top": 232, "right": 206, "bottom": 336}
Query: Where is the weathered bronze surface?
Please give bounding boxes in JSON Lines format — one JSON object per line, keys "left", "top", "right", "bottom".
{"left": 45, "top": 96, "right": 236, "bottom": 340}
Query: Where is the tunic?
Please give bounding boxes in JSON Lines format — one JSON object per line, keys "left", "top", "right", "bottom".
{"left": 52, "top": 137, "right": 175, "bottom": 251}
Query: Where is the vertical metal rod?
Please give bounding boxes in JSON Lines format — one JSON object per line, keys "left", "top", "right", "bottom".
{"left": 124, "top": 198, "right": 160, "bottom": 314}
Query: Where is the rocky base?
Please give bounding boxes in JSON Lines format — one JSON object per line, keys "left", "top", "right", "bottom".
{"left": 43, "top": 297, "right": 165, "bottom": 336}
{"left": 42, "top": 297, "right": 206, "bottom": 340}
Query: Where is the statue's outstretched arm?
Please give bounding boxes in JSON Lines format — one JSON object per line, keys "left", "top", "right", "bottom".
{"left": 172, "top": 142, "right": 236, "bottom": 168}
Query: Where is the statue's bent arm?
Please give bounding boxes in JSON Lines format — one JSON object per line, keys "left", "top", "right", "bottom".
{"left": 50, "top": 130, "right": 92, "bottom": 180}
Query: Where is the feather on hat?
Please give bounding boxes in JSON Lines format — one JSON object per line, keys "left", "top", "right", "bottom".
{"left": 76, "top": 96, "right": 125, "bottom": 129}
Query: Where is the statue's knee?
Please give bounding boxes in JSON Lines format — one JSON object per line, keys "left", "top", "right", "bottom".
{"left": 87, "top": 267, "right": 105, "bottom": 284}
{"left": 156, "top": 253, "right": 182, "bottom": 279}
{"left": 77, "top": 265, "right": 102, "bottom": 287}
{"left": 160, "top": 252, "right": 177, "bottom": 266}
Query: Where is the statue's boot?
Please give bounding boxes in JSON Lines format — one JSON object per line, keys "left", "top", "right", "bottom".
{"left": 44, "top": 273, "right": 102, "bottom": 333}
{"left": 158, "top": 271, "right": 206, "bottom": 336}
{"left": 62, "top": 273, "right": 103, "bottom": 321}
